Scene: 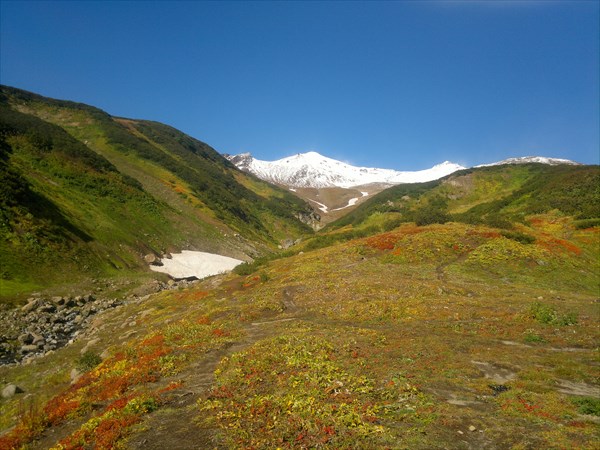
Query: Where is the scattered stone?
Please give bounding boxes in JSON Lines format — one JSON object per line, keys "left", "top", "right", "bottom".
{"left": 2, "top": 384, "right": 24, "bottom": 398}
{"left": 144, "top": 254, "right": 162, "bottom": 266}
{"left": 18, "top": 333, "right": 33, "bottom": 345}
{"left": 139, "top": 308, "right": 156, "bottom": 320}
{"left": 39, "top": 304, "right": 56, "bottom": 313}
{"left": 21, "top": 299, "right": 39, "bottom": 313}
{"left": 488, "top": 384, "right": 510, "bottom": 396}
{"left": 20, "top": 344, "right": 38, "bottom": 354}
{"left": 469, "top": 425, "right": 477, "bottom": 432}
{"left": 0, "top": 292, "right": 125, "bottom": 365}
{"left": 70, "top": 368, "right": 81, "bottom": 384}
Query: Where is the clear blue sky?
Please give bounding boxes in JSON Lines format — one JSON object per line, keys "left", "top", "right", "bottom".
{"left": 1, "top": 1, "right": 598, "bottom": 169}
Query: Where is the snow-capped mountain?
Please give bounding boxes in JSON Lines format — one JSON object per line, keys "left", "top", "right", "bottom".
{"left": 225, "top": 151, "right": 465, "bottom": 188}
{"left": 476, "top": 156, "right": 580, "bottom": 167}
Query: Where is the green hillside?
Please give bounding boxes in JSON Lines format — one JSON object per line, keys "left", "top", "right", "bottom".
{"left": 0, "top": 86, "right": 313, "bottom": 300}
{"left": 327, "top": 164, "right": 600, "bottom": 232}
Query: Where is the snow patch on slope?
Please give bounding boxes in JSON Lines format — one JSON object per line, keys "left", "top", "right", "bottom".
{"left": 150, "top": 251, "right": 243, "bottom": 279}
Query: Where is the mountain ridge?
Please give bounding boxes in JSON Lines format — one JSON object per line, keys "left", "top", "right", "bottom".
{"left": 225, "top": 151, "right": 581, "bottom": 191}
{"left": 225, "top": 151, "right": 465, "bottom": 189}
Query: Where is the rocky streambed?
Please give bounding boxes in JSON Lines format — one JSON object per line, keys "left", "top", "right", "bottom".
{"left": 0, "top": 294, "right": 123, "bottom": 365}
{"left": 0, "top": 277, "right": 207, "bottom": 366}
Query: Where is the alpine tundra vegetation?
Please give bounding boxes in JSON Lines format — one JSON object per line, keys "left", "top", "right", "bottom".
{"left": 0, "top": 87, "right": 599, "bottom": 449}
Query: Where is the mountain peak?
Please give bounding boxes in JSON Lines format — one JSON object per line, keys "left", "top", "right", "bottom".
{"left": 476, "top": 156, "right": 580, "bottom": 167}
{"left": 225, "top": 152, "right": 465, "bottom": 188}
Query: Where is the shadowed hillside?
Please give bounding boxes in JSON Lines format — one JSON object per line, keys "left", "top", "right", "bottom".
{"left": 0, "top": 86, "right": 314, "bottom": 301}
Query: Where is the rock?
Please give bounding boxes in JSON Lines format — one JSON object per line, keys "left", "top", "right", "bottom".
{"left": 469, "top": 425, "right": 477, "bottom": 432}
{"left": 20, "top": 344, "right": 38, "bottom": 354}
{"left": 65, "top": 298, "right": 77, "bottom": 308}
{"left": 2, "top": 384, "right": 24, "bottom": 398}
{"left": 139, "top": 308, "right": 156, "bottom": 320}
{"left": 21, "top": 299, "right": 39, "bottom": 313}
{"left": 52, "top": 296, "right": 65, "bottom": 306}
{"left": 80, "top": 338, "right": 100, "bottom": 355}
{"left": 144, "top": 254, "right": 162, "bottom": 265}
{"left": 39, "top": 303, "right": 56, "bottom": 313}
{"left": 281, "top": 239, "right": 295, "bottom": 249}
{"left": 18, "top": 333, "right": 34, "bottom": 345}
{"left": 70, "top": 368, "right": 81, "bottom": 384}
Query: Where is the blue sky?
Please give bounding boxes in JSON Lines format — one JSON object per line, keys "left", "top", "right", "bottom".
{"left": 1, "top": 1, "right": 598, "bottom": 169}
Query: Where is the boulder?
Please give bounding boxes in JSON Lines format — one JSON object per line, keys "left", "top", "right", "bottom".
{"left": 39, "top": 303, "right": 56, "bottom": 313}
{"left": 144, "top": 254, "right": 162, "bottom": 265}
{"left": 51, "top": 296, "right": 65, "bottom": 306}
{"left": 21, "top": 299, "right": 39, "bottom": 313}
{"left": 20, "top": 344, "right": 38, "bottom": 354}
{"left": 18, "top": 332, "right": 34, "bottom": 345}
{"left": 2, "top": 384, "right": 24, "bottom": 398}
{"left": 70, "top": 368, "right": 81, "bottom": 384}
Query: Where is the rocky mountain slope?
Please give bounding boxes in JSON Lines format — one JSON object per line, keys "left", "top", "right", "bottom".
{"left": 0, "top": 86, "right": 314, "bottom": 301}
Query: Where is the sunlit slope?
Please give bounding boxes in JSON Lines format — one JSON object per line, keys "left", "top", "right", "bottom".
{"left": 0, "top": 86, "right": 313, "bottom": 298}
{"left": 328, "top": 164, "right": 600, "bottom": 231}
{"left": 1, "top": 219, "right": 598, "bottom": 449}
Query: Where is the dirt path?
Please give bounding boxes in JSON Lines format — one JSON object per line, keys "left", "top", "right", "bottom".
{"left": 125, "top": 287, "right": 302, "bottom": 449}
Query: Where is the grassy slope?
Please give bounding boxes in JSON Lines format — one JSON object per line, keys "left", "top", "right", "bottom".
{"left": 1, "top": 216, "right": 598, "bottom": 449}
{"left": 328, "top": 164, "right": 600, "bottom": 232}
{"left": 0, "top": 86, "right": 313, "bottom": 301}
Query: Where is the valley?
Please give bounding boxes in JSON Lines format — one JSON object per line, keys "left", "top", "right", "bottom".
{"left": 0, "top": 86, "right": 598, "bottom": 449}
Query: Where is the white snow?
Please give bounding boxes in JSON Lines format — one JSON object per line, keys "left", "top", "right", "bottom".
{"left": 331, "top": 197, "right": 359, "bottom": 212}
{"left": 475, "top": 156, "right": 579, "bottom": 167}
{"left": 227, "top": 151, "right": 465, "bottom": 189}
{"left": 307, "top": 198, "right": 329, "bottom": 213}
{"left": 149, "top": 250, "right": 243, "bottom": 279}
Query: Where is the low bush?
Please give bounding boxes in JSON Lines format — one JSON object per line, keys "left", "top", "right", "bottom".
{"left": 76, "top": 351, "right": 103, "bottom": 372}
{"left": 529, "top": 302, "right": 578, "bottom": 326}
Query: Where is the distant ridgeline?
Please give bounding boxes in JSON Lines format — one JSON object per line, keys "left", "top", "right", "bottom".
{"left": 0, "top": 85, "right": 314, "bottom": 299}
{"left": 327, "top": 163, "right": 600, "bottom": 231}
